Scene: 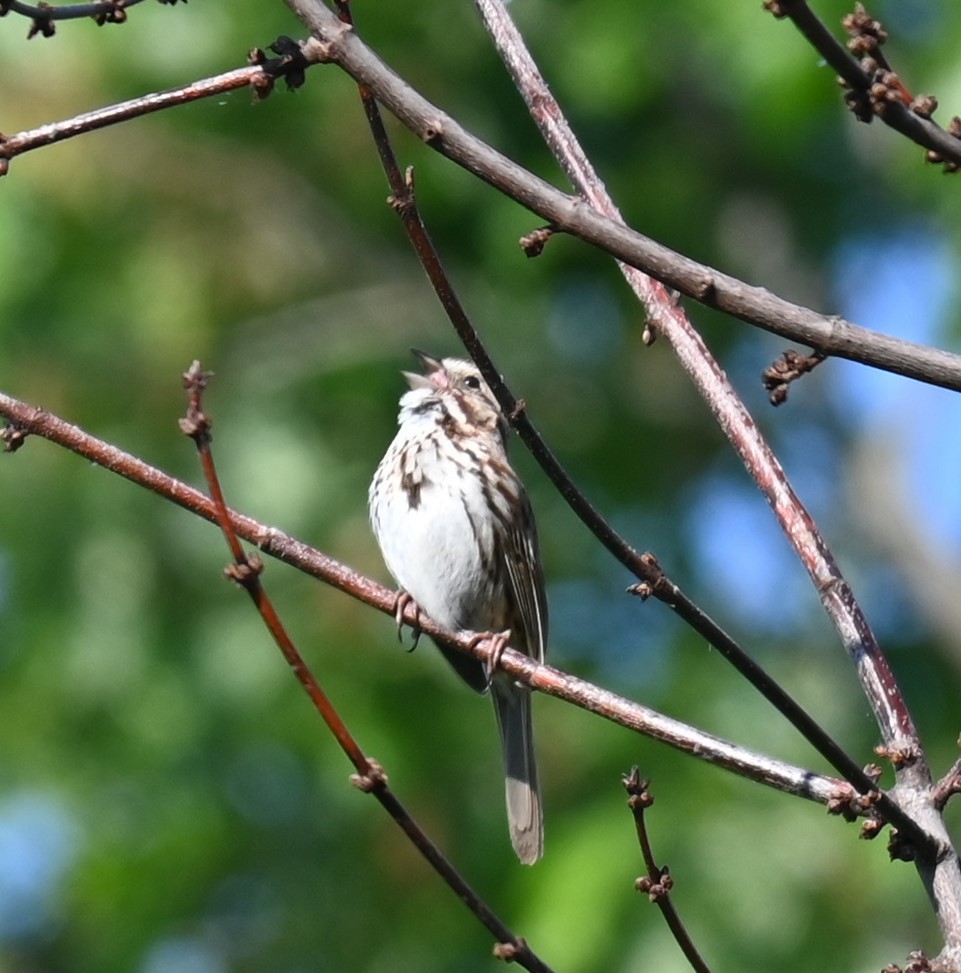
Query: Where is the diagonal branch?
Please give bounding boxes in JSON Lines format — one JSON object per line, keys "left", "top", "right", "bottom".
{"left": 471, "top": 0, "right": 916, "bottom": 757}
{"left": 3, "top": 24, "right": 961, "bottom": 390}
{"left": 278, "top": 18, "right": 961, "bottom": 396}
{"left": 764, "top": 0, "right": 961, "bottom": 168}
{"left": 624, "top": 770, "right": 714, "bottom": 973}
{"left": 470, "top": 0, "right": 946, "bottom": 876}
{"left": 0, "top": 57, "right": 297, "bottom": 174}
{"left": 0, "top": 387, "right": 852, "bottom": 810}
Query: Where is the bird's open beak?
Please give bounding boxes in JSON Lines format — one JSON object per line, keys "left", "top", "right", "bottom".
{"left": 403, "top": 348, "right": 447, "bottom": 390}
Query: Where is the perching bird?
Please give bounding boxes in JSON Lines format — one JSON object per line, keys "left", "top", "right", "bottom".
{"left": 369, "top": 350, "right": 547, "bottom": 863}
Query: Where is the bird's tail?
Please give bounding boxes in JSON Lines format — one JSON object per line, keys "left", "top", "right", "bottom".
{"left": 491, "top": 677, "right": 543, "bottom": 864}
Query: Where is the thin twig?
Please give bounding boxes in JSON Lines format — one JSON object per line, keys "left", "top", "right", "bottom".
{"left": 0, "top": 61, "right": 284, "bottom": 175}
{"left": 179, "top": 361, "right": 372, "bottom": 769}
{"left": 764, "top": 0, "right": 961, "bottom": 167}
{"left": 0, "top": 387, "right": 852, "bottom": 808}
{"left": 0, "top": 0, "right": 153, "bottom": 37}
{"left": 1, "top": 0, "right": 147, "bottom": 19}
{"left": 176, "top": 361, "right": 554, "bottom": 973}
{"left": 933, "top": 758, "right": 961, "bottom": 812}
{"left": 762, "top": 349, "right": 827, "bottom": 406}
{"left": 624, "top": 770, "right": 713, "bottom": 973}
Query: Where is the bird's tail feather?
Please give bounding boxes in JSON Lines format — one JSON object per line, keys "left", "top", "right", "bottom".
{"left": 491, "top": 677, "right": 543, "bottom": 865}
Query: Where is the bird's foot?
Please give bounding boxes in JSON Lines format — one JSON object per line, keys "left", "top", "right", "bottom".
{"left": 469, "top": 628, "right": 512, "bottom": 689}
{"left": 393, "top": 590, "right": 422, "bottom": 652}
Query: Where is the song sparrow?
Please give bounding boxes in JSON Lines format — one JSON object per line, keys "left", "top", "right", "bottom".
{"left": 368, "top": 350, "right": 547, "bottom": 864}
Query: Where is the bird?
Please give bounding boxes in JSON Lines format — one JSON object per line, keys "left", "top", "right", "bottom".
{"left": 368, "top": 350, "right": 547, "bottom": 864}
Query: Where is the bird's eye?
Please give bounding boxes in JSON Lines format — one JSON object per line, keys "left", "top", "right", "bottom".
{"left": 464, "top": 374, "right": 481, "bottom": 390}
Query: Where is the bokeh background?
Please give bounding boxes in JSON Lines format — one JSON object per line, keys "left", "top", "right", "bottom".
{"left": 2, "top": 1, "right": 961, "bottom": 970}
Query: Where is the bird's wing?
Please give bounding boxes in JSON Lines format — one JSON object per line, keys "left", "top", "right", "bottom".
{"left": 501, "top": 490, "right": 548, "bottom": 664}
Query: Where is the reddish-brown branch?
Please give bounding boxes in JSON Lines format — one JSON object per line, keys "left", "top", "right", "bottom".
{"left": 0, "top": 63, "right": 274, "bottom": 175}
{"left": 471, "top": 0, "right": 929, "bottom": 820}
{"left": 180, "top": 361, "right": 372, "bottom": 770}
{"left": 0, "top": 386, "right": 853, "bottom": 809}
{"left": 176, "top": 361, "right": 553, "bottom": 973}
{"left": 624, "top": 770, "right": 713, "bottom": 973}
{"left": 466, "top": 16, "right": 961, "bottom": 959}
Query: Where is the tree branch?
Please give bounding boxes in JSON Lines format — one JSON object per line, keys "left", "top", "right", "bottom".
{"left": 274, "top": 7, "right": 961, "bottom": 957}
{"left": 470, "top": 0, "right": 942, "bottom": 865}
{"left": 0, "top": 387, "right": 851, "bottom": 809}
{"left": 624, "top": 770, "right": 714, "bottom": 973}
{"left": 764, "top": 0, "right": 961, "bottom": 170}
{"left": 0, "top": 61, "right": 287, "bottom": 174}
{"left": 275, "top": 12, "right": 961, "bottom": 398}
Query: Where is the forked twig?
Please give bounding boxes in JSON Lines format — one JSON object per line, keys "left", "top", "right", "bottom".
{"left": 763, "top": 0, "right": 961, "bottom": 169}
{"left": 624, "top": 770, "right": 713, "bottom": 973}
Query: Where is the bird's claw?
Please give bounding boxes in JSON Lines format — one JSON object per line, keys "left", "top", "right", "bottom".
{"left": 393, "top": 591, "right": 422, "bottom": 652}
{"left": 471, "top": 629, "right": 512, "bottom": 690}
